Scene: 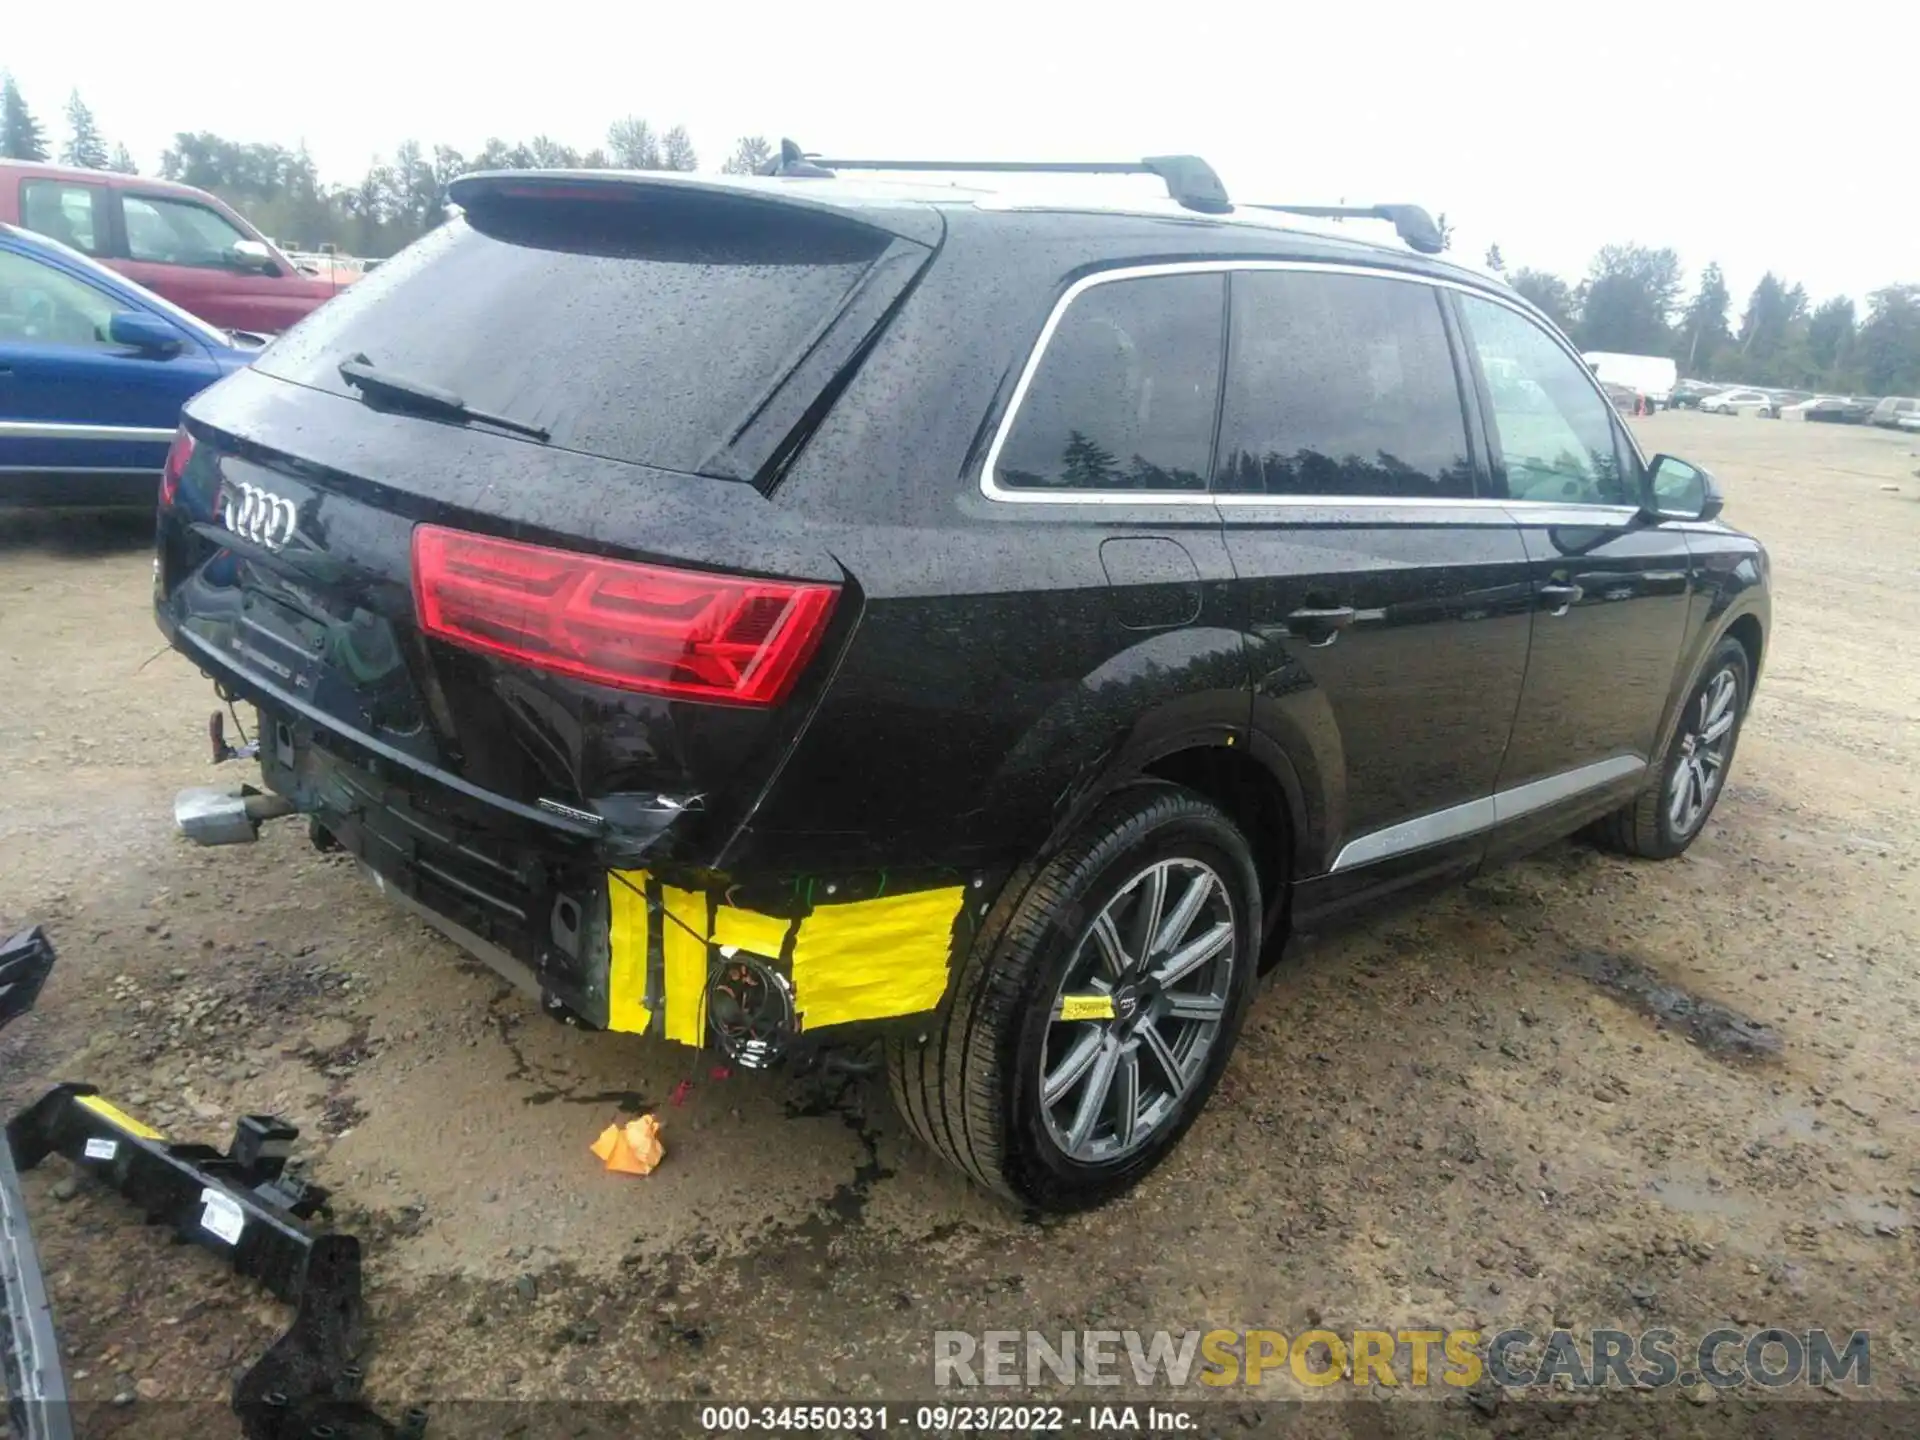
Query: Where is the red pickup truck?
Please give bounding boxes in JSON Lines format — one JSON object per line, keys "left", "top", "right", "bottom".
{"left": 0, "top": 160, "right": 344, "bottom": 333}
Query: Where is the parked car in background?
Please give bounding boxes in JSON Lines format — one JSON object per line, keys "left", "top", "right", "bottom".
{"left": 1701, "top": 389, "right": 1778, "bottom": 417}
{"left": 1786, "top": 396, "right": 1873, "bottom": 423}
{"left": 1, "top": 223, "right": 257, "bottom": 507}
{"left": 1582, "top": 351, "right": 1677, "bottom": 408}
{"left": 1598, "top": 380, "right": 1641, "bottom": 415}
{"left": 1668, "top": 379, "right": 1718, "bottom": 409}
{"left": 1870, "top": 396, "right": 1919, "bottom": 429}
{"left": 0, "top": 161, "right": 344, "bottom": 334}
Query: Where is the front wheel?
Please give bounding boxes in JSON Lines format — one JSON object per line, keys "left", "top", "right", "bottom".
{"left": 887, "top": 783, "right": 1261, "bottom": 1211}
{"left": 1595, "top": 638, "right": 1750, "bottom": 859}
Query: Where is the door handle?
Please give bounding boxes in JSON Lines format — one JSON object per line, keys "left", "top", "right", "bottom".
{"left": 1285, "top": 605, "right": 1357, "bottom": 646}
{"left": 1538, "top": 582, "right": 1584, "bottom": 616}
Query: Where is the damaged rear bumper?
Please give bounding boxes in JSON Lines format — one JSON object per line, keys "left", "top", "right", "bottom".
{"left": 171, "top": 677, "right": 995, "bottom": 1064}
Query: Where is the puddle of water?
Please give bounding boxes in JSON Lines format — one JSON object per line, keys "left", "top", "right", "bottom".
{"left": 1762, "top": 1105, "right": 1823, "bottom": 1142}
{"left": 1645, "top": 1177, "right": 1761, "bottom": 1221}
{"left": 1564, "top": 950, "right": 1783, "bottom": 1060}
{"left": 1827, "top": 1195, "right": 1907, "bottom": 1234}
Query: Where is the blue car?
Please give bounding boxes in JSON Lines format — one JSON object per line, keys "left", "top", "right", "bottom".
{"left": 1, "top": 222, "right": 259, "bottom": 508}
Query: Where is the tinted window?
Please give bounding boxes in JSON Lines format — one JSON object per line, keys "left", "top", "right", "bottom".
{"left": 20, "top": 180, "right": 104, "bottom": 256}
{"left": 996, "top": 273, "right": 1224, "bottom": 492}
{"left": 123, "top": 194, "right": 251, "bottom": 267}
{"left": 1457, "top": 294, "right": 1633, "bottom": 506}
{"left": 256, "top": 194, "right": 890, "bottom": 475}
{"left": 0, "top": 249, "right": 116, "bottom": 347}
{"left": 1215, "top": 271, "right": 1474, "bottom": 498}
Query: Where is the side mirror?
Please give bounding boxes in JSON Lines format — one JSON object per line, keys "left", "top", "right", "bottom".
{"left": 1644, "top": 453, "right": 1723, "bottom": 523}
{"left": 108, "top": 311, "right": 183, "bottom": 357}
{"left": 229, "top": 238, "right": 281, "bottom": 275}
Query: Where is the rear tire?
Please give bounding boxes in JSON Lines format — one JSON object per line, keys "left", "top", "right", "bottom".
{"left": 1595, "top": 637, "right": 1750, "bottom": 859}
{"left": 887, "top": 783, "right": 1261, "bottom": 1211}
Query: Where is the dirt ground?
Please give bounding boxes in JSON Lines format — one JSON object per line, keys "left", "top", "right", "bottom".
{"left": 3, "top": 412, "right": 1917, "bottom": 1437}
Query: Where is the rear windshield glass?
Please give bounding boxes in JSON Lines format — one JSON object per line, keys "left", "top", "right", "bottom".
{"left": 254, "top": 189, "right": 889, "bottom": 474}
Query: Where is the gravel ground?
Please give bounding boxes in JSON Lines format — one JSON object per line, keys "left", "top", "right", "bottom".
{"left": 2, "top": 411, "right": 1917, "bottom": 1437}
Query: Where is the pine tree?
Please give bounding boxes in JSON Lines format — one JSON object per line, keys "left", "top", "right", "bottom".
{"left": 0, "top": 74, "right": 50, "bottom": 161}
{"left": 109, "top": 142, "right": 138, "bottom": 174}
{"left": 1680, "top": 263, "right": 1732, "bottom": 373}
{"left": 62, "top": 90, "right": 109, "bottom": 168}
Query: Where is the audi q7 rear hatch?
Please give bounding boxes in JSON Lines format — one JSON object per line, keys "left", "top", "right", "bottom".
{"left": 154, "top": 176, "right": 938, "bottom": 875}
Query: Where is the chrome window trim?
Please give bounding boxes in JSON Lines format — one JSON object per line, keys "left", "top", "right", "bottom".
{"left": 978, "top": 258, "right": 1648, "bottom": 508}
{"left": 0, "top": 421, "right": 176, "bottom": 444}
{"left": 1329, "top": 753, "right": 1646, "bottom": 872}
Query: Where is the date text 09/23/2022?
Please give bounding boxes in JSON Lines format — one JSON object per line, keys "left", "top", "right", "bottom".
{"left": 698, "top": 1405, "right": 1194, "bottom": 1432}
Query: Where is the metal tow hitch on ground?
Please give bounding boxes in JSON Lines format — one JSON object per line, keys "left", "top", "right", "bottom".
{"left": 1, "top": 925, "right": 424, "bottom": 1440}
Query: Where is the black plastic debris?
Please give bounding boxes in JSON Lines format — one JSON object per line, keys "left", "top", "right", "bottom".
{"left": 0, "top": 925, "right": 57, "bottom": 1028}
{"left": 1, "top": 927, "right": 424, "bottom": 1440}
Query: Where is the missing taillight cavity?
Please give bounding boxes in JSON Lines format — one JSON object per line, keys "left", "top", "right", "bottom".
{"left": 410, "top": 525, "right": 839, "bottom": 707}
{"left": 160, "top": 428, "right": 195, "bottom": 507}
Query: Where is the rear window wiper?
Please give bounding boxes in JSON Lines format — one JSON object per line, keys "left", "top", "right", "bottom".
{"left": 338, "top": 354, "right": 550, "bottom": 442}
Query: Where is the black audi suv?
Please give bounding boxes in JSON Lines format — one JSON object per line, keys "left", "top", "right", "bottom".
{"left": 152, "top": 148, "right": 1769, "bottom": 1210}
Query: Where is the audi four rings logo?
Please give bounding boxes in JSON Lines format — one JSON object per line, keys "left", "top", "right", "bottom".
{"left": 222, "top": 482, "right": 299, "bottom": 550}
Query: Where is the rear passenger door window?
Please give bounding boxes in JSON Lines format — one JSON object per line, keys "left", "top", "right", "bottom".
{"left": 1455, "top": 295, "right": 1635, "bottom": 507}
{"left": 19, "top": 179, "right": 107, "bottom": 257}
{"left": 994, "top": 272, "right": 1224, "bottom": 492}
{"left": 1215, "top": 270, "right": 1476, "bottom": 499}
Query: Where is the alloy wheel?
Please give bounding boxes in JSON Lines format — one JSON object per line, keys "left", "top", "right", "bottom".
{"left": 1669, "top": 666, "right": 1739, "bottom": 836}
{"left": 1039, "top": 858, "right": 1237, "bottom": 1164}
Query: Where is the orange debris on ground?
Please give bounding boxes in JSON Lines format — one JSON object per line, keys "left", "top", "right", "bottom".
{"left": 590, "top": 1113, "right": 665, "bottom": 1175}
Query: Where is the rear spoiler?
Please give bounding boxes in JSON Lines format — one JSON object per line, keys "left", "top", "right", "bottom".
{"left": 446, "top": 168, "right": 946, "bottom": 248}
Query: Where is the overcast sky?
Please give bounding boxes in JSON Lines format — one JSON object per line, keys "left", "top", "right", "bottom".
{"left": 5, "top": 3, "right": 1909, "bottom": 307}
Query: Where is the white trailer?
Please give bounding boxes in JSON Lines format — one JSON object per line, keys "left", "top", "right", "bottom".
{"left": 1581, "top": 352, "right": 1678, "bottom": 408}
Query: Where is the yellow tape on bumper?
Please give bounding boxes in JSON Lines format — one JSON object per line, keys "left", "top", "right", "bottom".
{"left": 661, "top": 884, "right": 709, "bottom": 1046}
{"left": 606, "top": 871, "right": 653, "bottom": 1034}
{"left": 712, "top": 905, "right": 793, "bottom": 960}
{"left": 607, "top": 873, "right": 965, "bottom": 1042}
{"left": 789, "top": 887, "right": 966, "bottom": 1030}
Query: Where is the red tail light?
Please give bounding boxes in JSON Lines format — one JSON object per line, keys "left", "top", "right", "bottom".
{"left": 160, "top": 428, "right": 194, "bottom": 507}
{"left": 411, "top": 525, "right": 840, "bottom": 707}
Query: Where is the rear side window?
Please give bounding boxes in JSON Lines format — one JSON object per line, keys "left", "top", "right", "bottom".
{"left": 1215, "top": 271, "right": 1474, "bottom": 499}
{"left": 995, "top": 273, "right": 1224, "bottom": 492}
{"left": 255, "top": 191, "right": 893, "bottom": 476}
{"left": 20, "top": 179, "right": 105, "bottom": 256}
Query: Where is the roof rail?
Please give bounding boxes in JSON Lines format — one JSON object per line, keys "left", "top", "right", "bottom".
{"left": 1241, "top": 203, "right": 1447, "bottom": 255}
{"left": 758, "top": 139, "right": 1232, "bottom": 215}
{"left": 754, "top": 141, "right": 1445, "bottom": 252}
